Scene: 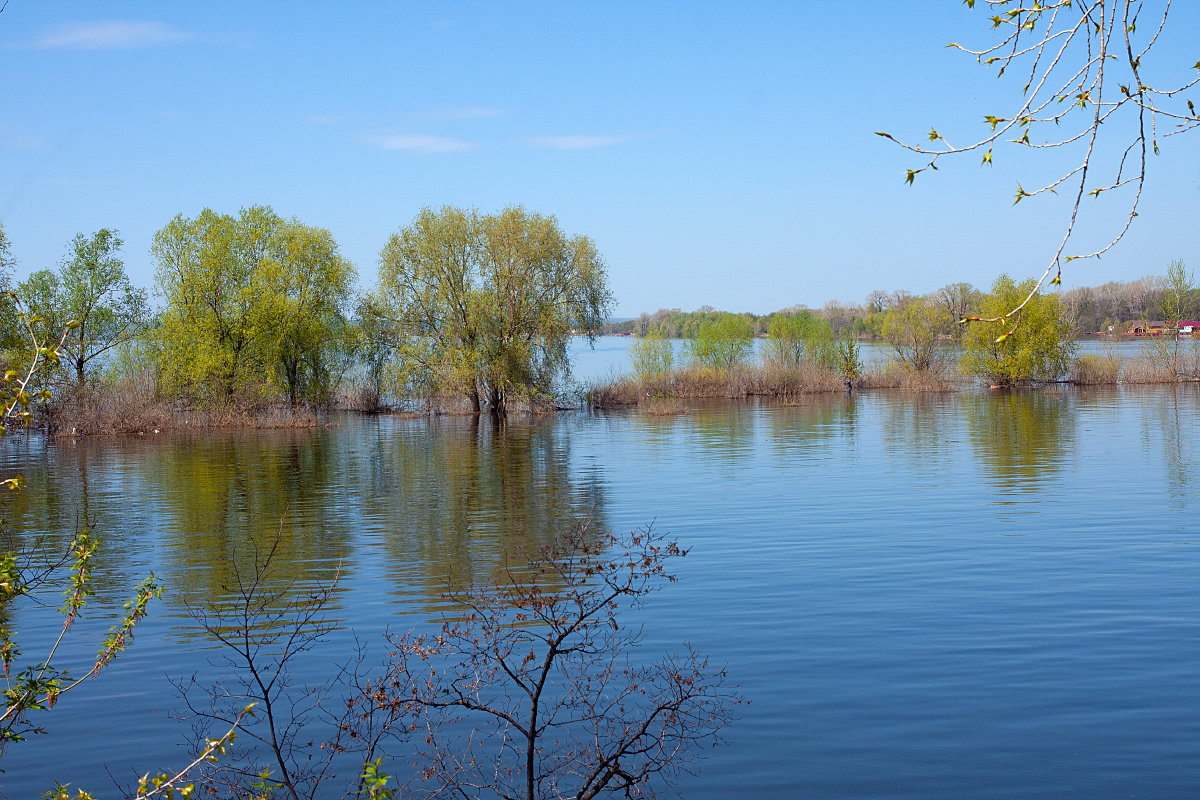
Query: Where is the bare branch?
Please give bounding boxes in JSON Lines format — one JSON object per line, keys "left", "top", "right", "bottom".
{"left": 379, "top": 521, "right": 741, "bottom": 800}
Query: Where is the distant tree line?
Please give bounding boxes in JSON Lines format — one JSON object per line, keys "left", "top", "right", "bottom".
{"left": 611, "top": 262, "right": 1199, "bottom": 389}
{"left": 607, "top": 274, "right": 1200, "bottom": 341}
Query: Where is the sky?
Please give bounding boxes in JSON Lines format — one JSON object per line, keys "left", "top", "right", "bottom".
{"left": 1, "top": 1, "right": 1198, "bottom": 317}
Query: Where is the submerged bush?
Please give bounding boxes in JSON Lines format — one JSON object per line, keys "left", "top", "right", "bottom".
{"left": 689, "top": 313, "right": 754, "bottom": 371}
{"left": 960, "top": 274, "right": 1075, "bottom": 385}
{"left": 629, "top": 331, "right": 674, "bottom": 379}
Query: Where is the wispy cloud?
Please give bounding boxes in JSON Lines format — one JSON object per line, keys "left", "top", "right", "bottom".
{"left": 27, "top": 20, "right": 196, "bottom": 50}
{"left": 524, "top": 134, "right": 635, "bottom": 151}
{"left": 368, "top": 134, "right": 477, "bottom": 155}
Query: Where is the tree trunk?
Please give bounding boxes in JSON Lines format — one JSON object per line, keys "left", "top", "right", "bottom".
{"left": 487, "top": 385, "right": 505, "bottom": 417}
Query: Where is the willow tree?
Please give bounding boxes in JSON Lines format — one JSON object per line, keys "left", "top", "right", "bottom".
{"left": 961, "top": 274, "right": 1075, "bottom": 384}
{"left": 881, "top": 295, "right": 955, "bottom": 373}
{"left": 373, "top": 206, "right": 611, "bottom": 415}
{"left": 880, "top": 1, "right": 1200, "bottom": 331}
{"left": 689, "top": 312, "right": 754, "bottom": 372}
{"left": 152, "top": 207, "right": 355, "bottom": 406}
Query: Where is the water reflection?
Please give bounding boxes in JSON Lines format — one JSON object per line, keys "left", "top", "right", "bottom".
{"left": 149, "top": 430, "right": 353, "bottom": 605}
{"left": 1133, "top": 385, "right": 1200, "bottom": 510}
{"left": 359, "top": 416, "right": 608, "bottom": 609}
{"left": 876, "top": 392, "right": 956, "bottom": 465}
{"left": 6, "top": 388, "right": 1200, "bottom": 799}
{"left": 963, "top": 390, "right": 1075, "bottom": 495}
{"left": 2, "top": 437, "right": 143, "bottom": 601}
{"left": 1, "top": 417, "right": 609, "bottom": 621}
{"left": 681, "top": 401, "right": 757, "bottom": 463}
{"left": 763, "top": 394, "right": 858, "bottom": 462}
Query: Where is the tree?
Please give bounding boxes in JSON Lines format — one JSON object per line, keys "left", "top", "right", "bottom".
{"left": 1158, "top": 259, "right": 1196, "bottom": 327}
{"left": 346, "top": 295, "right": 399, "bottom": 412}
{"left": 372, "top": 206, "right": 611, "bottom": 415}
{"left": 821, "top": 301, "right": 857, "bottom": 339}
{"left": 151, "top": 207, "right": 355, "bottom": 407}
{"left": 629, "top": 331, "right": 673, "bottom": 379}
{"left": 936, "top": 282, "right": 980, "bottom": 343}
{"left": 762, "top": 310, "right": 831, "bottom": 369}
{"left": 1143, "top": 259, "right": 1196, "bottom": 378}
{"left": 880, "top": 1, "right": 1200, "bottom": 323}
{"left": 689, "top": 312, "right": 754, "bottom": 371}
{"left": 881, "top": 295, "right": 955, "bottom": 373}
{"left": 16, "top": 229, "right": 148, "bottom": 389}
{"left": 960, "top": 274, "right": 1075, "bottom": 385}
{"left": 269, "top": 226, "right": 357, "bottom": 406}
{"left": 378, "top": 522, "right": 741, "bottom": 800}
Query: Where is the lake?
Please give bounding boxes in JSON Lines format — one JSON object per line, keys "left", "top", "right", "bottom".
{"left": 3, "top": 343, "right": 1199, "bottom": 798}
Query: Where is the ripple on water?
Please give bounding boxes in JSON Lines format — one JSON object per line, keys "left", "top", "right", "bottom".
{"left": 3, "top": 387, "right": 1200, "bottom": 798}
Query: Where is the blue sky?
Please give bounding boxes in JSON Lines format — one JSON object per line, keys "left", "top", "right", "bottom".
{"left": 2, "top": 1, "right": 1197, "bottom": 317}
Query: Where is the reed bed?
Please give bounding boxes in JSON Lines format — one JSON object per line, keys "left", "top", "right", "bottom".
{"left": 1069, "top": 353, "right": 1123, "bottom": 385}
{"left": 36, "top": 376, "right": 336, "bottom": 436}
{"left": 586, "top": 361, "right": 953, "bottom": 409}
{"left": 40, "top": 378, "right": 172, "bottom": 436}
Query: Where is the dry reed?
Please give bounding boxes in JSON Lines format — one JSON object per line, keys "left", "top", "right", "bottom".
{"left": 586, "top": 361, "right": 956, "bottom": 409}
{"left": 857, "top": 364, "right": 956, "bottom": 392}
{"left": 1069, "top": 353, "right": 1122, "bottom": 385}
{"left": 44, "top": 378, "right": 172, "bottom": 436}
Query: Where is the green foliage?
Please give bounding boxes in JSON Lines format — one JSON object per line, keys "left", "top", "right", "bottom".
{"left": 0, "top": 224, "right": 13, "bottom": 277}
{"left": 361, "top": 758, "right": 395, "bottom": 800}
{"left": 629, "top": 331, "right": 673, "bottom": 379}
{"left": 762, "top": 311, "right": 830, "bottom": 368}
{"left": 960, "top": 274, "right": 1075, "bottom": 384}
{"left": 151, "top": 206, "right": 356, "bottom": 407}
{"left": 372, "top": 205, "right": 612, "bottom": 414}
{"left": 835, "top": 335, "right": 862, "bottom": 378}
{"left": 345, "top": 296, "right": 398, "bottom": 411}
{"left": 881, "top": 295, "right": 955, "bottom": 372}
{"left": 15, "top": 229, "right": 148, "bottom": 389}
{"left": 689, "top": 313, "right": 754, "bottom": 371}
{"left": 1159, "top": 259, "right": 1195, "bottom": 324}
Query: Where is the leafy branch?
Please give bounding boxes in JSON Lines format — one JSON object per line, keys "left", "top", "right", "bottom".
{"left": 877, "top": 1, "right": 1200, "bottom": 329}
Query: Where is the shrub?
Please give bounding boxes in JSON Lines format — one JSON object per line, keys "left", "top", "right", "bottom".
{"left": 629, "top": 331, "right": 674, "bottom": 379}
{"left": 689, "top": 313, "right": 754, "bottom": 371}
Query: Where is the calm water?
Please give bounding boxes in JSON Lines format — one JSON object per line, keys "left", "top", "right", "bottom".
{"left": 3, "top": 380, "right": 1200, "bottom": 797}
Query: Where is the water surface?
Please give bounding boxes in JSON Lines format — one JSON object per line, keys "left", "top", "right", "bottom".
{"left": 3, "top": 384, "right": 1199, "bottom": 798}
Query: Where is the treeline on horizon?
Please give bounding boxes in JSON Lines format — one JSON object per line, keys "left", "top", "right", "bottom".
{"left": 604, "top": 276, "right": 1199, "bottom": 340}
